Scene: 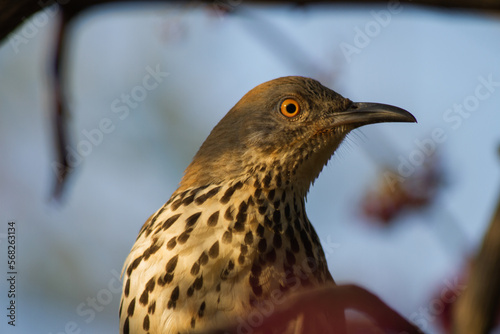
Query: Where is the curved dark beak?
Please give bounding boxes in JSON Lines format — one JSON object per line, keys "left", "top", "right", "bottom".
{"left": 335, "top": 102, "right": 417, "bottom": 128}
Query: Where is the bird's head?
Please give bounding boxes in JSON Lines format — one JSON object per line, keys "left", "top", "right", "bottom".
{"left": 177, "top": 76, "right": 416, "bottom": 196}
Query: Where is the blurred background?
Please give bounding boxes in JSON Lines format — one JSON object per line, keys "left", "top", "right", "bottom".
{"left": 0, "top": 2, "right": 499, "bottom": 333}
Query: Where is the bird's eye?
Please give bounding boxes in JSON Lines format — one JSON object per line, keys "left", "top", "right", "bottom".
{"left": 280, "top": 99, "right": 300, "bottom": 118}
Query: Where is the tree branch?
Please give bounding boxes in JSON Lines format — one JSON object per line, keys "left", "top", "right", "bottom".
{"left": 452, "top": 146, "right": 500, "bottom": 333}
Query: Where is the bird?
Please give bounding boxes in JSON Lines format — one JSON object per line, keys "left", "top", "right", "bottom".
{"left": 119, "top": 76, "right": 417, "bottom": 334}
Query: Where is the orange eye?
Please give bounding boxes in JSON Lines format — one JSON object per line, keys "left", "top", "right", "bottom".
{"left": 280, "top": 99, "right": 300, "bottom": 118}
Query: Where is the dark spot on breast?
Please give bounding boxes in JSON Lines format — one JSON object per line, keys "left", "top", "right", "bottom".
{"left": 119, "top": 299, "right": 123, "bottom": 317}
{"left": 281, "top": 191, "right": 287, "bottom": 203}
{"left": 273, "top": 200, "right": 280, "bottom": 210}
{"left": 265, "top": 248, "right": 277, "bottom": 263}
{"left": 216, "top": 283, "right": 221, "bottom": 292}
{"left": 186, "top": 212, "right": 202, "bottom": 229}
{"left": 143, "top": 240, "right": 161, "bottom": 260}
{"left": 293, "top": 217, "right": 302, "bottom": 231}
{"left": 143, "top": 315, "right": 150, "bottom": 331}
{"left": 293, "top": 195, "right": 299, "bottom": 212}
{"left": 162, "top": 213, "right": 182, "bottom": 231}
{"left": 178, "top": 228, "right": 193, "bottom": 244}
{"left": 258, "top": 205, "right": 267, "bottom": 215}
{"left": 300, "top": 229, "right": 314, "bottom": 258}
{"left": 171, "top": 198, "right": 183, "bottom": 211}
{"left": 239, "top": 200, "right": 248, "bottom": 213}
{"left": 123, "top": 317, "right": 129, "bottom": 334}
{"left": 273, "top": 210, "right": 281, "bottom": 224}
{"left": 256, "top": 224, "right": 265, "bottom": 237}
{"left": 126, "top": 255, "right": 143, "bottom": 276}
{"left": 275, "top": 174, "right": 282, "bottom": 187}
{"left": 224, "top": 206, "right": 233, "bottom": 220}
{"left": 244, "top": 231, "right": 254, "bottom": 245}
{"left": 167, "top": 237, "right": 177, "bottom": 250}
{"left": 238, "top": 254, "right": 245, "bottom": 264}
{"left": 251, "top": 263, "right": 262, "bottom": 276}
{"left": 127, "top": 298, "right": 136, "bottom": 316}
{"left": 182, "top": 194, "right": 195, "bottom": 206}
{"left": 209, "top": 241, "right": 219, "bottom": 258}
{"left": 291, "top": 237, "right": 300, "bottom": 253}
{"left": 306, "top": 257, "right": 318, "bottom": 270}
{"left": 166, "top": 255, "right": 178, "bottom": 273}
{"left": 163, "top": 272, "right": 174, "bottom": 284}
{"left": 148, "top": 301, "right": 156, "bottom": 314}
{"left": 220, "top": 181, "right": 243, "bottom": 204}
{"left": 258, "top": 238, "right": 267, "bottom": 253}
{"left": 284, "top": 204, "right": 291, "bottom": 222}
{"left": 187, "top": 285, "right": 194, "bottom": 297}
{"left": 124, "top": 278, "right": 130, "bottom": 297}
{"left": 191, "top": 262, "right": 200, "bottom": 276}
{"left": 198, "top": 302, "right": 206, "bottom": 318}
{"left": 254, "top": 187, "right": 262, "bottom": 199}
{"left": 193, "top": 275, "right": 204, "bottom": 290}
{"left": 191, "top": 317, "right": 196, "bottom": 329}
{"left": 264, "top": 215, "right": 272, "bottom": 228}
{"left": 234, "top": 221, "right": 244, "bottom": 232}
{"left": 198, "top": 251, "right": 209, "bottom": 266}
{"left": 140, "top": 222, "right": 152, "bottom": 239}
{"left": 195, "top": 186, "right": 221, "bottom": 205}
{"left": 139, "top": 277, "right": 156, "bottom": 306}
{"left": 190, "top": 185, "right": 208, "bottom": 196}
{"left": 267, "top": 189, "right": 275, "bottom": 201}
{"left": 198, "top": 301, "right": 206, "bottom": 317}
{"left": 207, "top": 211, "right": 219, "bottom": 227}
{"left": 240, "top": 244, "right": 248, "bottom": 255}
{"left": 220, "top": 260, "right": 234, "bottom": 280}
{"left": 167, "top": 286, "right": 180, "bottom": 309}
{"left": 263, "top": 173, "right": 272, "bottom": 188}
{"left": 222, "top": 229, "right": 233, "bottom": 244}
{"left": 286, "top": 249, "right": 296, "bottom": 265}
{"left": 234, "top": 202, "right": 248, "bottom": 231}
{"left": 249, "top": 275, "right": 262, "bottom": 296}
{"left": 273, "top": 233, "right": 282, "bottom": 248}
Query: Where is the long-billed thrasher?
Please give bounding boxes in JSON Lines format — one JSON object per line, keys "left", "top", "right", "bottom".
{"left": 120, "top": 76, "right": 418, "bottom": 334}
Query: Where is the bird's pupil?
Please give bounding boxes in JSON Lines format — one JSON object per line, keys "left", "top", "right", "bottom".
{"left": 286, "top": 104, "right": 296, "bottom": 114}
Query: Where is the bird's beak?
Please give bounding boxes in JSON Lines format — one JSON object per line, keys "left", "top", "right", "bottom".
{"left": 334, "top": 102, "right": 417, "bottom": 128}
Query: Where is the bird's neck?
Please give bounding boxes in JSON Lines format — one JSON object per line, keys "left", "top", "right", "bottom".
{"left": 176, "top": 142, "right": 336, "bottom": 199}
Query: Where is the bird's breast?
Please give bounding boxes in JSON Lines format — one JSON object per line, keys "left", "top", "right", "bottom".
{"left": 120, "top": 178, "right": 331, "bottom": 333}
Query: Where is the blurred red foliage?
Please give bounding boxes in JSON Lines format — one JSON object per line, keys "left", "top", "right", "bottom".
{"left": 361, "top": 149, "right": 445, "bottom": 224}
